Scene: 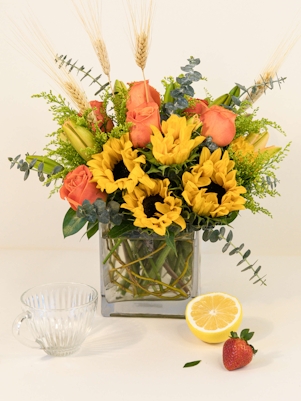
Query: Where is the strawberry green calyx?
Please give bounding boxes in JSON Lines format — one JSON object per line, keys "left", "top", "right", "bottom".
{"left": 230, "top": 328, "right": 258, "bottom": 354}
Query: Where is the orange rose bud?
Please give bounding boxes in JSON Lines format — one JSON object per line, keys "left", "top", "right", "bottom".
{"left": 126, "top": 80, "right": 160, "bottom": 111}
{"left": 60, "top": 165, "right": 107, "bottom": 211}
{"left": 90, "top": 100, "right": 114, "bottom": 132}
{"left": 200, "top": 105, "right": 236, "bottom": 147}
{"left": 126, "top": 102, "right": 161, "bottom": 148}
{"left": 185, "top": 98, "right": 209, "bottom": 115}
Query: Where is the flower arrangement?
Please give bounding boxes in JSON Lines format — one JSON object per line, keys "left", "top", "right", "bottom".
{"left": 9, "top": 0, "right": 291, "bottom": 293}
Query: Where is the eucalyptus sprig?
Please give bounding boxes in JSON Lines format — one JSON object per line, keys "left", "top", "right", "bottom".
{"left": 55, "top": 54, "right": 109, "bottom": 96}
{"left": 8, "top": 154, "right": 63, "bottom": 186}
{"left": 161, "top": 57, "right": 203, "bottom": 119}
{"left": 202, "top": 227, "right": 267, "bottom": 286}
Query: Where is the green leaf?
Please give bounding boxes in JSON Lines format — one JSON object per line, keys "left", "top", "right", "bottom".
{"left": 87, "top": 221, "right": 99, "bottom": 239}
{"left": 226, "top": 230, "right": 233, "bottom": 242}
{"left": 63, "top": 208, "right": 87, "bottom": 238}
{"left": 202, "top": 229, "right": 212, "bottom": 242}
{"left": 229, "top": 247, "right": 239, "bottom": 255}
{"left": 219, "top": 226, "right": 226, "bottom": 237}
{"left": 241, "top": 264, "right": 254, "bottom": 272}
{"left": 243, "top": 249, "right": 251, "bottom": 259}
{"left": 166, "top": 231, "right": 177, "bottom": 256}
{"left": 222, "top": 242, "right": 230, "bottom": 253}
{"left": 183, "top": 360, "right": 201, "bottom": 368}
{"left": 209, "top": 230, "right": 220, "bottom": 243}
{"left": 108, "top": 220, "right": 135, "bottom": 238}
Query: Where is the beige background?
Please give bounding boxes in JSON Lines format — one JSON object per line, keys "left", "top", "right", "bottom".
{"left": 1, "top": 0, "right": 300, "bottom": 256}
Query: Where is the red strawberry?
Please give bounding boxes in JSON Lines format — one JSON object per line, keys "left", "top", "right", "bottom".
{"left": 223, "top": 329, "right": 257, "bottom": 371}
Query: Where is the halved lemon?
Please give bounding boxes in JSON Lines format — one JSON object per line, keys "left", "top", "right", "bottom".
{"left": 185, "top": 292, "right": 243, "bottom": 343}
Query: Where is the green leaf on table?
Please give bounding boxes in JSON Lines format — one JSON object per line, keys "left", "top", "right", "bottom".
{"left": 63, "top": 208, "right": 87, "bottom": 238}
{"left": 183, "top": 360, "right": 201, "bottom": 368}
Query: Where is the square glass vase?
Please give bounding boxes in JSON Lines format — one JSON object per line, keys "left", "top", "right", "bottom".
{"left": 99, "top": 226, "right": 201, "bottom": 318}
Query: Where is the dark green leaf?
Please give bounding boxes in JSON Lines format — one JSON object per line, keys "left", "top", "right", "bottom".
{"left": 235, "top": 82, "right": 247, "bottom": 92}
{"left": 63, "top": 208, "right": 87, "bottom": 238}
{"left": 237, "top": 243, "right": 244, "bottom": 252}
{"left": 222, "top": 242, "right": 230, "bottom": 253}
{"left": 183, "top": 360, "right": 201, "bottom": 368}
{"left": 240, "top": 329, "right": 254, "bottom": 341}
{"left": 229, "top": 247, "right": 239, "bottom": 255}
{"left": 166, "top": 231, "right": 177, "bottom": 256}
{"left": 226, "top": 230, "right": 233, "bottom": 242}
{"left": 108, "top": 220, "right": 135, "bottom": 238}
{"left": 231, "top": 96, "right": 241, "bottom": 106}
{"left": 24, "top": 169, "right": 30, "bottom": 181}
{"left": 87, "top": 222, "right": 99, "bottom": 239}
{"left": 111, "top": 213, "right": 123, "bottom": 226}
{"left": 20, "top": 162, "right": 28, "bottom": 171}
{"left": 209, "top": 230, "right": 220, "bottom": 243}
{"left": 219, "top": 226, "right": 226, "bottom": 237}
{"left": 243, "top": 249, "right": 251, "bottom": 259}
{"left": 241, "top": 264, "right": 254, "bottom": 272}
{"left": 202, "top": 229, "right": 212, "bottom": 242}
{"left": 28, "top": 158, "right": 37, "bottom": 169}
{"left": 237, "top": 259, "right": 247, "bottom": 266}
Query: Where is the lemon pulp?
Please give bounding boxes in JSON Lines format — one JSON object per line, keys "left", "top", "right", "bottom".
{"left": 185, "top": 292, "right": 243, "bottom": 343}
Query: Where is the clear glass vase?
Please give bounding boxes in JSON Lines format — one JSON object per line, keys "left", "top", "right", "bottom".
{"left": 99, "top": 226, "right": 201, "bottom": 318}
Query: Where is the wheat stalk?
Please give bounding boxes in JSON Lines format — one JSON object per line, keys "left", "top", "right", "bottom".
{"left": 247, "top": 20, "right": 301, "bottom": 103}
{"left": 10, "top": 12, "right": 95, "bottom": 121}
{"left": 71, "top": 0, "right": 112, "bottom": 92}
{"left": 127, "top": 0, "right": 154, "bottom": 102}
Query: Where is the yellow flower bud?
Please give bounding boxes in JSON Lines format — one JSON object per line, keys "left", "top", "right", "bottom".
{"left": 62, "top": 120, "right": 96, "bottom": 161}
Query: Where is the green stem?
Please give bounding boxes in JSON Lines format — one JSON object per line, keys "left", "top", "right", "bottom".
{"left": 103, "top": 238, "right": 123, "bottom": 265}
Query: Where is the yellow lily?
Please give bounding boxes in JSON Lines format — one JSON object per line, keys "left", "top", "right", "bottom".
{"left": 62, "top": 120, "right": 96, "bottom": 161}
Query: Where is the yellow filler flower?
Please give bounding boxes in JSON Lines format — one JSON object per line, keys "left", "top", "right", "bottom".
{"left": 182, "top": 148, "right": 246, "bottom": 218}
{"left": 88, "top": 133, "right": 154, "bottom": 194}
{"left": 151, "top": 114, "right": 205, "bottom": 165}
{"left": 122, "top": 178, "right": 186, "bottom": 236}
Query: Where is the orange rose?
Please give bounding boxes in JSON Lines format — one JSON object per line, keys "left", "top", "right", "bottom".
{"left": 199, "top": 105, "right": 236, "bottom": 147}
{"left": 90, "top": 100, "right": 113, "bottom": 132}
{"left": 60, "top": 165, "right": 107, "bottom": 211}
{"left": 126, "top": 102, "right": 161, "bottom": 148}
{"left": 126, "top": 81, "right": 161, "bottom": 112}
{"left": 185, "top": 99, "right": 209, "bottom": 115}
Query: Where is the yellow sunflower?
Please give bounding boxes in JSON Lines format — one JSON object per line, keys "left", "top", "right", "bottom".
{"left": 121, "top": 178, "right": 186, "bottom": 236}
{"left": 182, "top": 148, "right": 246, "bottom": 218}
{"left": 151, "top": 114, "right": 205, "bottom": 165}
{"left": 87, "top": 133, "right": 154, "bottom": 194}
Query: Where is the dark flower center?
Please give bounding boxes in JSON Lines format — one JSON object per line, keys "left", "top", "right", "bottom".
{"left": 113, "top": 160, "right": 130, "bottom": 180}
{"left": 204, "top": 181, "right": 226, "bottom": 204}
{"left": 143, "top": 195, "right": 164, "bottom": 218}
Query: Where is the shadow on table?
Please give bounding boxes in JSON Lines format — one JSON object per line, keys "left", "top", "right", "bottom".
{"left": 75, "top": 317, "right": 146, "bottom": 356}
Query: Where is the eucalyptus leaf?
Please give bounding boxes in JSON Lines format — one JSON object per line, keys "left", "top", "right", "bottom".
{"left": 226, "top": 230, "right": 233, "bottom": 242}
{"left": 174, "top": 97, "right": 189, "bottom": 109}
{"left": 24, "top": 169, "right": 30, "bottom": 181}
{"left": 243, "top": 249, "right": 251, "bottom": 259}
{"left": 222, "top": 242, "right": 230, "bottom": 253}
{"left": 209, "top": 230, "right": 220, "bottom": 243}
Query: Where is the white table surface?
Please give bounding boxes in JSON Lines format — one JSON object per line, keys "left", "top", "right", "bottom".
{"left": 0, "top": 248, "right": 300, "bottom": 401}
